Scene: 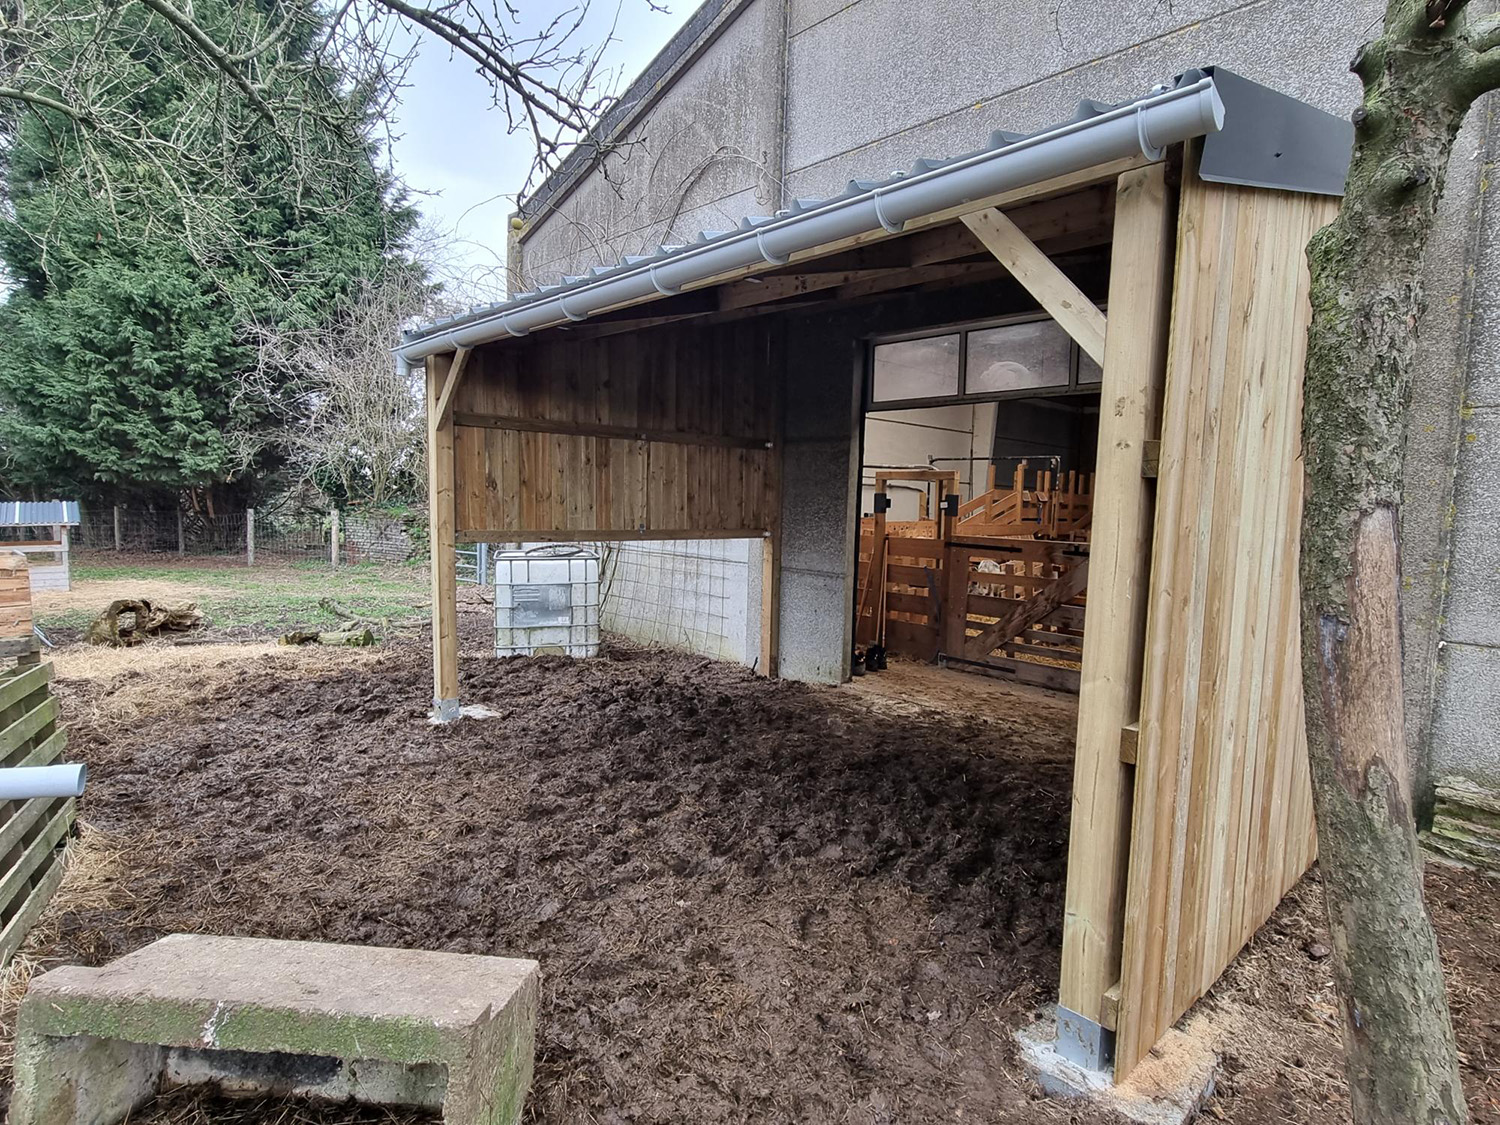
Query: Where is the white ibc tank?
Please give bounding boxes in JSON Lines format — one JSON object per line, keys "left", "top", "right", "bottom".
{"left": 494, "top": 547, "right": 600, "bottom": 658}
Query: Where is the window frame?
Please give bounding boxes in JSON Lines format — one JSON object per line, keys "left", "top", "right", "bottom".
{"left": 864, "top": 312, "right": 1100, "bottom": 411}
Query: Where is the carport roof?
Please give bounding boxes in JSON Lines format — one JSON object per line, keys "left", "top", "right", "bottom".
{"left": 398, "top": 66, "right": 1350, "bottom": 362}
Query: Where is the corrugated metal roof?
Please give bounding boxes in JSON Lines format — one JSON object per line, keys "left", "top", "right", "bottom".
{"left": 399, "top": 66, "right": 1348, "bottom": 359}
{"left": 0, "top": 501, "right": 79, "bottom": 526}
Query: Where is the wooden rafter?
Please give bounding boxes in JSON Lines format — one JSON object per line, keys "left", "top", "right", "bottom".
{"left": 961, "top": 207, "right": 1108, "bottom": 365}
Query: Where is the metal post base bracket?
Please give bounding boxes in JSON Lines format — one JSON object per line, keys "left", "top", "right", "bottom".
{"left": 1056, "top": 1005, "right": 1115, "bottom": 1072}
{"left": 1016, "top": 1006, "right": 1218, "bottom": 1123}
{"left": 431, "top": 697, "right": 462, "bottom": 723}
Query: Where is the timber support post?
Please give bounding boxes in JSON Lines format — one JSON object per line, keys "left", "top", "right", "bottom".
{"left": 176, "top": 508, "right": 185, "bottom": 556}
{"left": 245, "top": 508, "right": 255, "bottom": 567}
{"left": 429, "top": 352, "right": 461, "bottom": 721}
{"left": 112, "top": 506, "right": 121, "bottom": 552}
{"left": 331, "top": 508, "right": 341, "bottom": 569}
{"left": 1055, "top": 162, "right": 1175, "bottom": 1071}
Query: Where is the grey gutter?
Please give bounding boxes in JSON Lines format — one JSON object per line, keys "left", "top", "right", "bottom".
{"left": 399, "top": 76, "right": 1225, "bottom": 362}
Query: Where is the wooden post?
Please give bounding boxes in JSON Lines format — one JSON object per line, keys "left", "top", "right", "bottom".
{"left": 112, "top": 506, "right": 121, "bottom": 551}
{"left": 176, "top": 508, "right": 185, "bottom": 556}
{"left": 428, "top": 354, "right": 460, "bottom": 719}
{"left": 1056, "top": 163, "right": 1175, "bottom": 1060}
{"left": 330, "top": 508, "right": 341, "bottom": 569}
{"left": 758, "top": 338, "right": 784, "bottom": 679}
{"left": 58, "top": 526, "right": 69, "bottom": 593}
{"left": 245, "top": 508, "right": 255, "bottom": 567}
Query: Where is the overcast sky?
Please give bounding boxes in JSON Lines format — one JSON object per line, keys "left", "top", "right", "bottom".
{"left": 387, "top": 2, "right": 694, "bottom": 301}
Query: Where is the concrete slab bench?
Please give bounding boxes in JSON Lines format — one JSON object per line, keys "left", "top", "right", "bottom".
{"left": 11, "top": 934, "right": 540, "bottom": 1125}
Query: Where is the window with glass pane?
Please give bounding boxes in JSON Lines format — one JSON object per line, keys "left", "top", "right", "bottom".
{"left": 871, "top": 335, "right": 960, "bottom": 402}
{"left": 965, "top": 320, "right": 1072, "bottom": 394}
{"left": 1078, "top": 349, "right": 1103, "bottom": 384}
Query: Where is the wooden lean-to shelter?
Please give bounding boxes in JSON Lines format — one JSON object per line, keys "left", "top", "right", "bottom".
{"left": 398, "top": 67, "right": 1350, "bottom": 1079}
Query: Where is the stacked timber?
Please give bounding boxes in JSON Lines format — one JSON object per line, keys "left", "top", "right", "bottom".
{"left": 0, "top": 553, "right": 34, "bottom": 659}
{"left": 1425, "top": 776, "right": 1500, "bottom": 877}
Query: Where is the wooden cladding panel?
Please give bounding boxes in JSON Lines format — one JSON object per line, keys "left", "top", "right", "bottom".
{"left": 455, "top": 320, "right": 776, "bottom": 443}
{"left": 452, "top": 319, "right": 778, "bottom": 538}
{"left": 1114, "top": 161, "right": 1342, "bottom": 1076}
{"left": 454, "top": 428, "right": 774, "bottom": 537}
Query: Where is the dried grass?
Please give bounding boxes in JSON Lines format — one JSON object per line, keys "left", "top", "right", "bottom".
{"left": 48, "top": 641, "right": 378, "bottom": 726}
{"left": 0, "top": 821, "right": 135, "bottom": 1077}
{"left": 125, "top": 1086, "right": 434, "bottom": 1125}
{"left": 32, "top": 578, "right": 218, "bottom": 614}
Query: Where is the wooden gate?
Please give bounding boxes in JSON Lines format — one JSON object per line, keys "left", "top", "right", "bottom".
{"left": 1111, "top": 165, "right": 1342, "bottom": 1075}
{"left": 856, "top": 463, "right": 1093, "bottom": 690}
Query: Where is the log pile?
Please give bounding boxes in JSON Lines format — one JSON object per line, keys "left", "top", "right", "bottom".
{"left": 84, "top": 599, "right": 202, "bottom": 646}
{"left": 1424, "top": 775, "right": 1500, "bottom": 877}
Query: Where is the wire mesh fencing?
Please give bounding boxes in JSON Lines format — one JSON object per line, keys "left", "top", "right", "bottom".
{"left": 598, "top": 539, "right": 756, "bottom": 663}
{"left": 71, "top": 507, "right": 419, "bottom": 567}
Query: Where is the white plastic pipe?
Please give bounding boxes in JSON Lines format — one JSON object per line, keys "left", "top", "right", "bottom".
{"left": 0, "top": 764, "right": 86, "bottom": 800}
{"left": 398, "top": 76, "right": 1225, "bottom": 361}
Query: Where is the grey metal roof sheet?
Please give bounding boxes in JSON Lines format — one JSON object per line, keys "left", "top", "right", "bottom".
{"left": 0, "top": 501, "right": 80, "bottom": 526}
{"left": 401, "top": 66, "right": 1349, "bottom": 355}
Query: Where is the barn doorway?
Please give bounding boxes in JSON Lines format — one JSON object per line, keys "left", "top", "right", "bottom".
{"left": 855, "top": 313, "right": 1101, "bottom": 698}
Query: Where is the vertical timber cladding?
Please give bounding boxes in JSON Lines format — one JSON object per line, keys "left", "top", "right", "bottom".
{"left": 450, "top": 319, "right": 780, "bottom": 539}
{"left": 1114, "top": 150, "right": 1343, "bottom": 1077}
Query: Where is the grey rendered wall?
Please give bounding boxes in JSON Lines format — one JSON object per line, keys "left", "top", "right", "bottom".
{"left": 514, "top": 0, "right": 784, "bottom": 289}
{"left": 777, "top": 313, "right": 863, "bottom": 684}
{"left": 1410, "top": 92, "right": 1500, "bottom": 791}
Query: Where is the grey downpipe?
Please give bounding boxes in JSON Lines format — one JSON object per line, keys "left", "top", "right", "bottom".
{"left": 398, "top": 76, "right": 1224, "bottom": 361}
{"left": 0, "top": 763, "right": 86, "bottom": 800}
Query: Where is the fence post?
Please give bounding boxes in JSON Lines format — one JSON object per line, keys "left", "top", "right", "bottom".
{"left": 176, "top": 509, "right": 185, "bottom": 556}
{"left": 331, "top": 508, "right": 340, "bottom": 569}
{"left": 246, "top": 508, "right": 255, "bottom": 567}
{"left": 112, "top": 505, "right": 122, "bottom": 551}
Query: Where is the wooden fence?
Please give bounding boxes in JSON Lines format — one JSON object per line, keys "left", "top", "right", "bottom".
{"left": 0, "top": 556, "right": 74, "bottom": 966}
{"left": 955, "top": 463, "right": 1093, "bottom": 540}
{"left": 0, "top": 659, "right": 74, "bottom": 965}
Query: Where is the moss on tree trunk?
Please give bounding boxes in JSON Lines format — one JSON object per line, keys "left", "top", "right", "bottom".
{"left": 1300, "top": 1, "right": 1500, "bottom": 1120}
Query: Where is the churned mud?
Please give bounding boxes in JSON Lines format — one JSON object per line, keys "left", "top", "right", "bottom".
{"left": 30, "top": 638, "right": 1088, "bottom": 1124}
{"left": 11, "top": 632, "right": 1498, "bottom": 1124}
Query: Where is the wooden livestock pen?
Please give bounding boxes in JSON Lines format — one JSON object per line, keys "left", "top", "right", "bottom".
{"left": 857, "top": 463, "right": 1093, "bottom": 690}
{"left": 399, "top": 68, "right": 1350, "bottom": 1080}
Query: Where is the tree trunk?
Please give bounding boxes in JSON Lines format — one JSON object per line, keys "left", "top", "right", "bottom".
{"left": 1300, "top": 1, "right": 1500, "bottom": 1121}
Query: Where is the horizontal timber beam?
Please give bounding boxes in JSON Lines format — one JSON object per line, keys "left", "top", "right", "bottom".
{"left": 453, "top": 411, "right": 772, "bottom": 450}
{"left": 490, "top": 157, "right": 1149, "bottom": 336}
{"left": 458, "top": 528, "right": 769, "bottom": 543}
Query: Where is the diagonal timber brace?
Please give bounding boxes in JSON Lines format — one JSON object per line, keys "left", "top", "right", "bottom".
{"left": 960, "top": 208, "right": 1108, "bottom": 365}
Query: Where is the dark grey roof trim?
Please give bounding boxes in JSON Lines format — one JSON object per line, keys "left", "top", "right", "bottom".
{"left": 1195, "top": 67, "right": 1353, "bottom": 196}
{"left": 400, "top": 70, "right": 1353, "bottom": 361}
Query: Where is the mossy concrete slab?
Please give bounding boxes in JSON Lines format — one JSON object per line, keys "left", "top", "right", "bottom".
{"left": 11, "top": 934, "right": 539, "bottom": 1125}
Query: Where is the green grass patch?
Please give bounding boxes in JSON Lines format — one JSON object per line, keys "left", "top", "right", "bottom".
{"left": 41, "top": 560, "right": 429, "bottom": 634}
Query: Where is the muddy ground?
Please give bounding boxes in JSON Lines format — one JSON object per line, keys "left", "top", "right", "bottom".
{"left": 10, "top": 633, "right": 1500, "bottom": 1124}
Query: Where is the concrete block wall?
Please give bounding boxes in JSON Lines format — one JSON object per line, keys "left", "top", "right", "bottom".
{"left": 510, "top": 0, "right": 1500, "bottom": 794}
